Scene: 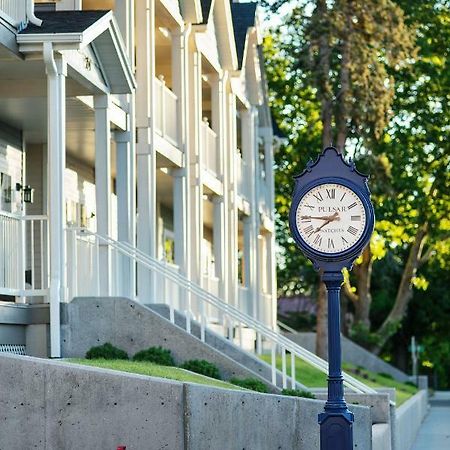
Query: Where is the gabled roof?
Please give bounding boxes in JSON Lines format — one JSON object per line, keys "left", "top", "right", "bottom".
{"left": 17, "top": 10, "right": 135, "bottom": 94}
{"left": 200, "top": 0, "right": 213, "bottom": 24}
{"left": 20, "top": 11, "right": 108, "bottom": 34}
{"left": 230, "top": 2, "right": 257, "bottom": 69}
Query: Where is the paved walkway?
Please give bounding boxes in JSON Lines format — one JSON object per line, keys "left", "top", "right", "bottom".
{"left": 412, "top": 391, "right": 450, "bottom": 450}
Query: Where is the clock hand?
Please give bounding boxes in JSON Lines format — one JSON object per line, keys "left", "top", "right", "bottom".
{"left": 312, "top": 213, "right": 340, "bottom": 233}
{"left": 301, "top": 213, "right": 339, "bottom": 221}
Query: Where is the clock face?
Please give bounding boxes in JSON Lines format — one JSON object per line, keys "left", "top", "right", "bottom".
{"left": 296, "top": 183, "right": 367, "bottom": 254}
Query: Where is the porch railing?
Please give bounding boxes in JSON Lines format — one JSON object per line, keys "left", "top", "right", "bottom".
{"left": 0, "top": 211, "right": 48, "bottom": 298}
{"left": 0, "top": 0, "right": 27, "bottom": 28}
{"left": 201, "top": 119, "right": 220, "bottom": 177}
{"left": 154, "top": 76, "right": 178, "bottom": 147}
{"left": 65, "top": 228, "right": 376, "bottom": 394}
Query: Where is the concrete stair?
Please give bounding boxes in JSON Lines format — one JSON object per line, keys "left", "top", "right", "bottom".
{"left": 146, "top": 303, "right": 308, "bottom": 391}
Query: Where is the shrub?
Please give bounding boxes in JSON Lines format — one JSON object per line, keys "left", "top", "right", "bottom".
{"left": 281, "top": 389, "right": 316, "bottom": 399}
{"left": 132, "top": 346, "right": 175, "bottom": 366}
{"left": 378, "top": 372, "right": 394, "bottom": 380}
{"left": 229, "top": 377, "right": 268, "bottom": 393}
{"left": 404, "top": 381, "right": 418, "bottom": 388}
{"left": 180, "top": 360, "right": 221, "bottom": 379}
{"left": 85, "top": 342, "right": 128, "bottom": 360}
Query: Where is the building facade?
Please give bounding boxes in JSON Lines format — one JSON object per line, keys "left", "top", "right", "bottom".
{"left": 0, "top": 0, "right": 276, "bottom": 358}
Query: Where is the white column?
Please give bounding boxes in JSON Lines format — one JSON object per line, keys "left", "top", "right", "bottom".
{"left": 172, "top": 26, "right": 191, "bottom": 277}
{"left": 212, "top": 195, "right": 225, "bottom": 297}
{"left": 95, "top": 95, "right": 112, "bottom": 296}
{"left": 46, "top": 54, "right": 66, "bottom": 358}
{"left": 115, "top": 131, "right": 134, "bottom": 298}
{"left": 136, "top": 0, "right": 156, "bottom": 302}
{"left": 188, "top": 49, "right": 203, "bottom": 285}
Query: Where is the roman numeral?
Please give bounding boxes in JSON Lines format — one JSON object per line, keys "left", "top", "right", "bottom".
{"left": 342, "top": 236, "right": 348, "bottom": 245}
{"left": 313, "top": 235, "right": 322, "bottom": 246}
{"left": 351, "top": 215, "right": 361, "bottom": 221}
{"left": 305, "top": 204, "right": 314, "bottom": 210}
{"left": 348, "top": 226, "right": 358, "bottom": 236}
{"left": 348, "top": 202, "right": 357, "bottom": 209}
{"left": 328, "top": 238, "right": 335, "bottom": 249}
{"left": 313, "top": 191, "right": 323, "bottom": 202}
{"left": 340, "top": 192, "right": 347, "bottom": 201}
{"left": 304, "top": 225, "right": 314, "bottom": 235}
{"left": 326, "top": 189, "right": 335, "bottom": 199}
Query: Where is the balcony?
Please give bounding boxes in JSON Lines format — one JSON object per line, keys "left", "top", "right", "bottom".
{"left": 0, "top": 0, "right": 27, "bottom": 28}
{"left": 201, "top": 119, "right": 220, "bottom": 177}
{"left": 154, "top": 76, "right": 178, "bottom": 148}
{"left": 236, "top": 150, "right": 250, "bottom": 201}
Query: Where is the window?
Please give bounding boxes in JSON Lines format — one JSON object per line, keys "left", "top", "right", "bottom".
{"left": 0, "top": 173, "right": 12, "bottom": 213}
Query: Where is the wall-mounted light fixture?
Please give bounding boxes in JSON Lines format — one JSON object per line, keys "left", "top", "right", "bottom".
{"left": 16, "top": 183, "right": 34, "bottom": 204}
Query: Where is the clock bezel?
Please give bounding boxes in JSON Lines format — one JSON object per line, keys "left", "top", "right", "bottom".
{"left": 290, "top": 176, "right": 375, "bottom": 263}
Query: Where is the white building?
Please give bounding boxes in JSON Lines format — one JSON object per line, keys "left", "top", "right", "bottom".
{"left": 0, "top": 0, "right": 276, "bottom": 358}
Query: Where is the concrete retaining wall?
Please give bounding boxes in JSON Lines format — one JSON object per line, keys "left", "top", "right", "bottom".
{"left": 61, "top": 297, "right": 279, "bottom": 392}
{"left": 285, "top": 331, "right": 409, "bottom": 382}
{"left": 395, "top": 389, "right": 428, "bottom": 450}
{"left": 0, "top": 354, "right": 373, "bottom": 450}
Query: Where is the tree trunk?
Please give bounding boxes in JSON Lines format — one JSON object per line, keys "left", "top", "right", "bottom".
{"left": 372, "top": 223, "right": 428, "bottom": 354}
{"left": 315, "top": 278, "right": 328, "bottom": 359}
{"left": 335, "top": 2, "right": 353, "bottom": 152}
{"left": 315, "top": 0, "right": 333, "bottom": 149}
{"left": 353, "top": 246, "right": 373, "bottom": 327}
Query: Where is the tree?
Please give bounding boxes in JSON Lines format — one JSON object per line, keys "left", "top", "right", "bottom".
{"left": 264, "top": 0, "right": 414, "bottom": 357}
{"left": 343, "top": 0, "right": 450, "bottom": 353}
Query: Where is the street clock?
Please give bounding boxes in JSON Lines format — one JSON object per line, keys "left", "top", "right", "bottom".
{"left": 289, "top": 146, "right": 375, "bottom": 450}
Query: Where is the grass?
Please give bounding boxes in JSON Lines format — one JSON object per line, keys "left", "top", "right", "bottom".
{"left": 259, "top": 355, "right": 417, "bottom": 406}
{"left": 67, "top": 359, "right": 244, "bottom": 391}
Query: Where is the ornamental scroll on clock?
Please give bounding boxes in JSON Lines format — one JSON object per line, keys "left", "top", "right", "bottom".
{"left": 289, "top": 146, "right": 375, "bottom": 273}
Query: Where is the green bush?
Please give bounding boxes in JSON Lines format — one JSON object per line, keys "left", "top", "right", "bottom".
{"left": 132, "top": 346, "right": 175, "bottom": 366}
{"left": 229, "top": 377, "right": 268, "bottom": 393}
{"left": 85, "top": 342, "right": 128, "bottom": 360}
{"left": 378, "top": 372, "right": 394, "bottom": 380}
{"left": 281, "top": 388, "right": 316, "bottom": 399}
{"left": 180, "top": 360, "right": 221, "bottom": 380}
{"left": 404, "top": 381, "right": 418, "bottom": 388}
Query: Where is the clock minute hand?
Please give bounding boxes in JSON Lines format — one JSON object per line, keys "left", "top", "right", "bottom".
{"left": 301, "top": 214, "right": 338, "bottom": 221}
{"left": 312, "top": 213, "right": 340, "bottom": 233}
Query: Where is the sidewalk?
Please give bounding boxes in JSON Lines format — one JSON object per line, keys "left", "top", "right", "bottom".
{"left": 412, "top": 391, "right": 450, "bottom": 450}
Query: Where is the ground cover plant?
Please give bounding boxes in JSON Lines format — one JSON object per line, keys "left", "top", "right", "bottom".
{"left": 85, "top": 343, "right": 128, "bottom": 360}
{"left": 132, "top": 346, "right": 175, "bottom": 366}
{"left": 229, "top": 377, "right": 269, "bottom": 393}
{"left": 180, "top": 360, "right": 221, "bottom": 380}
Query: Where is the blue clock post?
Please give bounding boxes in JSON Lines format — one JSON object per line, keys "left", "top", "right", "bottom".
{"left": 289, "top": 147, "right": 375, "bottom": 450}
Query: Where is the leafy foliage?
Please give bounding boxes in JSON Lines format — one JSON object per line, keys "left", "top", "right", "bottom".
{"left": 132, "top": 346, "right": 175, "bottom": 366}
{"left": 180, "top": 360, "right": 221, "bottom": 380}
{"left": 85, "top": 342, "right": 128, "bottom": 360}
{"left": 229, "top": 378, "right": 269, "bottom": 393}
{"left": 281, "top": 388, "right": 316, "bottom": 399}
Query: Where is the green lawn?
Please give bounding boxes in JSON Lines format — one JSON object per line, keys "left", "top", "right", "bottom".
{"left": 67, "top": 359, "right": 244, "bottom": 391}
{"left": 260, "top": 355, "right": 417, "bottom": 406}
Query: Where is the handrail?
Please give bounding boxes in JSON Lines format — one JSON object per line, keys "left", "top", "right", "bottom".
{"left": 277, "top": 320, "right": 300, "bottom": 335}
{"left": 71, "top": 228, "right": 376, "bottom": 394}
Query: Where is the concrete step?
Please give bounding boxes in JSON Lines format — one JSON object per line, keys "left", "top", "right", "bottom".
{"left": 146, "top": 303, "right": 307, "bottom": 391}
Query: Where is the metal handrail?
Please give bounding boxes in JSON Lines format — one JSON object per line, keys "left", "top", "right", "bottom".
{"left": 72, "top": 228, "right": 376, "bottom": 394}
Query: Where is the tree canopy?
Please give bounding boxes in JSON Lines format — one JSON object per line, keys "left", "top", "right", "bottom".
{"left": 264, "top": 0, "right": 450, "bottom": 378}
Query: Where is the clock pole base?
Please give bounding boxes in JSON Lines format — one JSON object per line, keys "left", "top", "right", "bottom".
{"left": 318, "top": 410, "right": 354, "bottom": 450}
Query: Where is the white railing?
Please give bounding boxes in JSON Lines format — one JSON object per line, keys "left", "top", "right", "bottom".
{"left": 154, "top": 76, "right": 179, "bottom": 147}
{"left": 201, "top": 119, "right": 220, "bottom": 177}
{"left": 0, "top": 211, "right": 48, "bottom": 297}
{"left": 0, "top": 0, "right": 27, "bottom": 27}
{"left": 66, "top": 228, "right": 376, "bottom": 394}
{"left": 236, "top": 151, "right": 250, "bottom": 200}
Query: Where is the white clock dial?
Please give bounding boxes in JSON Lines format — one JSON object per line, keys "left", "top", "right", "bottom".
{"left": 296, "top": 183, "right": 366, "bottom": 254}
